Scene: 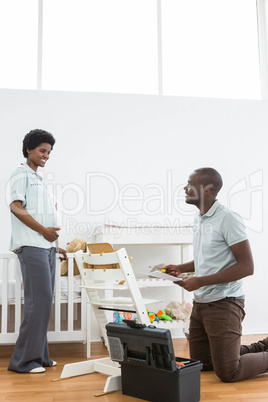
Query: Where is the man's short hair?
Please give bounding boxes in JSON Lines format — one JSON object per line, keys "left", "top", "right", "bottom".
{"left": 194, "top": 167, "right": 223, "bottom": 195}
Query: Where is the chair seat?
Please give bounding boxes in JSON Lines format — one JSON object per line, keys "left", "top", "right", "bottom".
{"left": 80, "top": 283, "right": 129, "bottom": 291}
{"left": 90, "top": 297, "right": 161, "bottom": 308}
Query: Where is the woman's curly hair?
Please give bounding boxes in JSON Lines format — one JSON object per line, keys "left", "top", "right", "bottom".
{"left": 22, "top": 129, "right": 55, "bottom": 158}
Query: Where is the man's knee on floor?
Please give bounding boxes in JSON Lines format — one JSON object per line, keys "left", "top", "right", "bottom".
{"left": 201, "top": 364, "right": 214, "bottom": 372}
{"left": 214, "top": 367, "right": 239, "bottom": 383}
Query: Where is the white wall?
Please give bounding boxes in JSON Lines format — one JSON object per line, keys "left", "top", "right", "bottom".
{"left": 0, "top": 88, "right": 267, "bottom": 335}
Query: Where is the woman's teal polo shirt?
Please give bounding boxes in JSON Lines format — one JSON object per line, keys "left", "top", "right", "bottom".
{"left": 9, "top": 163, "right": 55, "bottom": 251}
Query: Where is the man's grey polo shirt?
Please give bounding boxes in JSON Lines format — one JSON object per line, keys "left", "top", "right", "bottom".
{"left": 193, "top": 200, "right": 248, "bottom": 303}
{"left": 9, "top": 163, "right": 55, "bottom": 251}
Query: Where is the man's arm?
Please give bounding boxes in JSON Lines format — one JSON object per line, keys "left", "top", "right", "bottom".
{"left": 178, "top": 239, "right": 254, "bottom": 292}
{"left": 10, "top": 200, "right": 60, "bottom": 243}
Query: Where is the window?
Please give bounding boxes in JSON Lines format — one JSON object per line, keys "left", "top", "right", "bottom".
{"left": 0, "top": 0, "right": 38, "bottom": 89}
{"left": 161, "top": 0, "right": 261, "bottom": 99}
{"left": 0, "top": 0, "right": 263, "bottom": 99}
{"left": 42, "top": 0, "right": 158, "bottom": 94}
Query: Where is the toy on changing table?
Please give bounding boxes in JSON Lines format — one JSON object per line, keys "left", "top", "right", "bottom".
{"left": 147, "top": 309, "right": 172, "bottom": 322}
{"left": 113, "top": 311, "right": 138, "bottom": 323}
{"left": 166, "top": 300, "right": 192, "bottom": 321}
{"left": 147, "top": 309, "right": 160, "bottom": 323}
{"left": 113, "top": 312, "right": 124, "bottom": 323}
{"left": 157, "top": 309, "right": 173, "bottom": 321}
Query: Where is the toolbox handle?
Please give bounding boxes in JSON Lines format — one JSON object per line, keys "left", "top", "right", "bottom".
{"left": 123, "top": 319, "right": 146, "bottom": 329}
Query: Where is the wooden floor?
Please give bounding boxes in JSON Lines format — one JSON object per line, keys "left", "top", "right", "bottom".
{"left": 1, "top": 335, "right": 268, "bottom": 401}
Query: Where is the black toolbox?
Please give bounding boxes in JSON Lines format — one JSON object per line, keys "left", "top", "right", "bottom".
{"left": 106, "top": 320, "right": 203, "bottom": 402}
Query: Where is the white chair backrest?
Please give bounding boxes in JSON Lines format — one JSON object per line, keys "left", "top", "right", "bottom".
{"left": 74, "top": 248, "right": 131, "bottom": 283}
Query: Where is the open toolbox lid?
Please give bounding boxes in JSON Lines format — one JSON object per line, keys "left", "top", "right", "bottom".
{"left": 106, "top": 320, "right": 199, "bottom": 372}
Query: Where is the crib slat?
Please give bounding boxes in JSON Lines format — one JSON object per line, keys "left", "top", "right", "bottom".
{"left": 81, "top": 287, "right": 87, "bottom": 332}
{"left": 1, "top": 259, "right": 8, "bottom": 334}
{"left": 54, "top": 258, "right": 61, "bottom": 332}
{"left": 68, "top": 255, "right": 74, "bottom": 331}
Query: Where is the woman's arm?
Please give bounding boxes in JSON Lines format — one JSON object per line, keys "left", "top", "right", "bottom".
{"left": 10, "top": 200, "right": 60, "bottom": 243}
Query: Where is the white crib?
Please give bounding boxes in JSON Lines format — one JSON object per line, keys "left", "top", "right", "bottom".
{"left": 0, "top": 252, "right": 88, "bottom": 348}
